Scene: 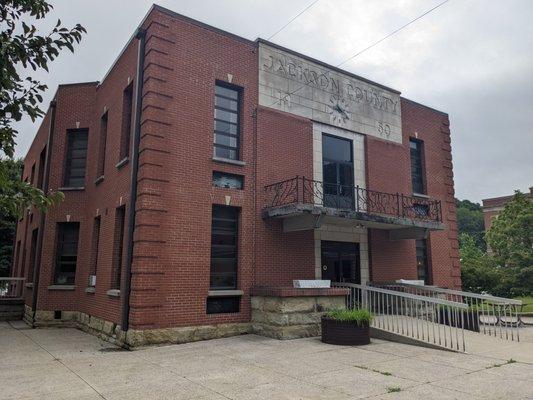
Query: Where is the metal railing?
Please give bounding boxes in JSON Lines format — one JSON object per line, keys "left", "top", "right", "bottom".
{"left": 264, "top": 176, "right": 442, "bottom": 223}
{"left": 333, "top": 282, "right": 468, "bottom": 352}
{"left": 371, "top": 282, "right": 523, "bottom": 342}
{"left": 0, "top": 278, "right": 25, "bottom": 299}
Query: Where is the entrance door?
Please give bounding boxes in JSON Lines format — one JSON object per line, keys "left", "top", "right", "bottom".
{"left": 321, "top": 241, "right": 360, "bottom": 283}
{"left": 322, "top": 134, "right": 354, "bottom": 209}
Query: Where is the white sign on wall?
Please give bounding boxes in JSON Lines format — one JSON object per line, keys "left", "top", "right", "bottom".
{"left": 258, "top": 42, "right": 403, "bottom": 143}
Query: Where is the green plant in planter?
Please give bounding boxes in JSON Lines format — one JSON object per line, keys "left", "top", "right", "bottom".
{"left": 326, "top": 309, "right": 373, "bottom": 326}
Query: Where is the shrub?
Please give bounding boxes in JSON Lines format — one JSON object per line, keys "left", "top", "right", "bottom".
{"left": 326, "top": 309, "right": 373, "bottom": 326}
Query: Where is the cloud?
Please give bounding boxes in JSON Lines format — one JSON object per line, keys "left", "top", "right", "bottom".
{"left": 12, "top": 0, "right": 533, "bottom": 202}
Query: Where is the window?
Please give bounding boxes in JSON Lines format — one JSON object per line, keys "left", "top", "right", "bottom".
{"left": 210, "top": 205, "right": 238, "bottom": 289}
{"left": 90, "top": 216, "right": 101, "bottom": 277}
{"left": 206, "top": 296, "right": 240, "bottom": 314}
{"left": 120, "top": 83, "right": 133, "bottom": 161}
{"left": 112, "top": 206, "right": 126, "bottom": 289}
{"left": 214, "top": 84, "right": 240, "bottom": 160}
{"left": 54, "top": 223, "right": 80, "bottom": 285}
{"left": 28, "top": 229, "right": 38, "bottom": 282}
{"left": 30, "top": 163, "right": 35, "bottom": 186}
{"left": 322, "top": 134, "right": 354, "bottom": 209}
{"left": 96, "top": 112, "right": 108, "bottom": 178}
{"left": 64, "top": 129, "right": 88, "bottom": 187}
{"left": 37, "top": 146, "right": 46, "bottom": 189}
{"left": 410, "top": 139, "right": 425, "bottom": 194}
{"left": 212, "top": 171, "right": 243, "bottom": 189}
{"left": 14, "top": 240, "right": 21, "bottom": 276}
{"left": 416, "top": 239, "right": 430, "bottom": 283}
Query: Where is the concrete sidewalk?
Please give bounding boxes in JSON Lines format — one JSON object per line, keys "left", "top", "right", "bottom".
{"left": 1, "top": 320, "right": 532, "bottom": 399}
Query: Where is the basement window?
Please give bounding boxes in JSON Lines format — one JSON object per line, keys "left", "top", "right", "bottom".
{"left": 206, "top": 296, "right": 240, "bottom": 314}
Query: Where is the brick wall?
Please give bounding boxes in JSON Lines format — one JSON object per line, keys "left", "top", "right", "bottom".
{"left": 15, "top": 6, "right": 460, "bottom": 334}
{"left": 367, "top": 98, "right": 460, "bottom": 288}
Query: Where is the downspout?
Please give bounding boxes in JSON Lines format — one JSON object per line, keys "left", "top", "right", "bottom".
{"left": 121, "top": 28, "right": 146, "bottom": 333}
{"left": 31, "top": 99, "right": 57, "bottom": 327}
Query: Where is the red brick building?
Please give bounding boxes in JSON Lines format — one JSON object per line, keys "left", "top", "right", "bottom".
{"left": 482, "top": 188, "right": 533, "bottom": 231}
{"left": 12, "top": 5, "right": 459, "bottom": 346}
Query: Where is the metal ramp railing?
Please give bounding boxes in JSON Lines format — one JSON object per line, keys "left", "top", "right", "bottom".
{"left": 332, "top": 282, "right": 468, "bottom": 352}
{"left": 370, "top": 282, "right": 523, "bottom": 342}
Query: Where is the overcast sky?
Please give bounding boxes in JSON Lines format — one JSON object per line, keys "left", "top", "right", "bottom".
{"left": 13, "top": 0, "right": 533, "bottom": 202}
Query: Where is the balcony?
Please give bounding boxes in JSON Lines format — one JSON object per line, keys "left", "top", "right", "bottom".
{"left": 262, "top": 176, "right": 444, "bottom": 238}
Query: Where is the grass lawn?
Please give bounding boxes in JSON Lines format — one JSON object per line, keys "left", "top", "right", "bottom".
{"left": 515, "top": 296, "right": 533, "bottom": 313}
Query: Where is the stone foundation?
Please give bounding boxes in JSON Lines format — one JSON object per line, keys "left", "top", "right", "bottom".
{"left": 22, "top": 288, "right": 348, "bottom": 347}
{"left": 22, "top": 305, "right": 251, "bottom": 348}
{"left": 250, "top": 287, "right": 348, "bottom": 339}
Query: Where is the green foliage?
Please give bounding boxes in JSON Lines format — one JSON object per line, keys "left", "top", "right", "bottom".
{"left": 0, "top": 1, "right": 82, "bottom": 271}
{"left": 326, "top": 309, "right": 373, "bottom": 326}
{"left": 460, "top": 192, "right": 533, "bottom": 297}
{"left": 486, "top": 191, "right": 533, "bottom": 269}
{"left": 456, "top": 198, "right": 486, "bottom": 250}
{"left": 0, "top": 158, "right": 63, "bottom": 276}
{"left": 1, "top": 0, "right": 86, "bottom": 158}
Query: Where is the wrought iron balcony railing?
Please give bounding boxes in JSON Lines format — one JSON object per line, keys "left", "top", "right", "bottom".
{"left": 264, "top": 176, "right": 442, "bottom": 223}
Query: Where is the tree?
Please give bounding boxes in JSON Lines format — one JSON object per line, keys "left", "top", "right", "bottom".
{"left": 485, "top": 191, "right": 533, "bottom": 296}
{"left": 486, "top": 191, "right": 533, "bottom": 270}
{"left": 455, "top": 198, "right": 485, "bottom": 250}
{"left": 0, "top": 158, "right": 23, "bottom": 276}
{"left": 0, "top": 1, "right": 85, "bottom": 213}
{"left": 459, "top": 233, "right": 502, "bottom": 295}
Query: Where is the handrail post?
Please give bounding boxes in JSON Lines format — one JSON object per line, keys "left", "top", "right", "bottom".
{"left": 356, "top": 185, "right": 360, "bottom": 212}
{"left": 396, "top": 192, "right": 400, "bottom": 216}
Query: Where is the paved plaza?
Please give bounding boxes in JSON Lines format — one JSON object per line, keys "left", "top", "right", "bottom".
{"left": 1, "top": 320, "right": 532, "bottom": 399}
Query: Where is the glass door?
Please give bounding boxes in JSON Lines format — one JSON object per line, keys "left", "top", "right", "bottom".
{"left": 321, "top": 241, "right": 360, "bottom": 283}
{"left": 322, "top": 134, "right": 354, "bottom": 209}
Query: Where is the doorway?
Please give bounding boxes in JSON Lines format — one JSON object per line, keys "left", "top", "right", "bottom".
{"left": 321, "top": 241, "right": 360, "bottom": 283}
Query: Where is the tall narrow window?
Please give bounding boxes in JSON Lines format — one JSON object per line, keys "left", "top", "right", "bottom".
{"left": 410, "top": 139, "right": 425, "bottom": 194}
{"left": 90, "top": 216, "right": 101, "bottom": 277}
{"left": 28, "top": 229, "right": 38, "bottom": 282}
{"left": 64, "top": 129, "right": 88, "bottom": 187}
{"left": 120, "top": 83, "right": 133, "bottom": 161}
{"left": 416, "top": 239, "right": 430, "bottom": 283}
{"left": 37, "top": 146, "right": 46, "bottom": 189}
{"left": 30, "top": 163, "right": 35, "bottom": 186}
{"left": 210, "top": 205, "right": 238, "bottom": 289}
{"left": 14, "top": 240, "right": 21, "bottom": 277}
{"left": 96, "top": 112, "right": 108, "bottom": 178}
{"left": 112, "top": 206, "right": 126, "bottom": 289}
{"left": 54, "top": 223, "right": 80, "bottom": 285}
{"left": 213, "top": 84, "right": 240, "bottom": 160}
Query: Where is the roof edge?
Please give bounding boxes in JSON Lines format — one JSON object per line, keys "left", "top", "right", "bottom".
{"left": 256, "top": 38, "right": 401, "bottom": 95}
{"left": 401, "top": 97, "right": 448, "bottom": 117}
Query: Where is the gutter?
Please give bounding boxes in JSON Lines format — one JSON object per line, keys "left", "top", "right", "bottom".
{"left": 31, "top": 99, "right": 57, "bottom": 327}
{"left": 121, "top": 28, "right": 146, "bottom": 333}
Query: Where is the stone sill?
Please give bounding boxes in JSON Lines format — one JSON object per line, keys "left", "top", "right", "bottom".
{"left": 250, "top": 286, "right": 349, "bottom": 297}
{"left": 48, "top": 285, "right": 76, "bottom": 291}
{"left": 107, "top": 289, "right": 120, "bottom": 298}
{"left": 58, "top": 187, "right": 85, "bottom": 192}
{"left": 412, "top": 192, "right": 430, "bottom": 199}
{"left": 208, "top": 290, "right": 244, "bottom": 297}
{"left": 116, "top": 157, "right": 129, "bottom": 169}
{"left": 212, "top": 156, "right": 246, "bottom": 167}
{"left": 85, "top": 287, "right": 96, "bottom": 294}
{"left": 94, "top": 175, "right": 105, "bottom": 185}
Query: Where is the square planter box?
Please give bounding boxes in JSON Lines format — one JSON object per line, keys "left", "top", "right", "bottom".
{"left": 321, "top": 317, "right": 370, "bottom": 345}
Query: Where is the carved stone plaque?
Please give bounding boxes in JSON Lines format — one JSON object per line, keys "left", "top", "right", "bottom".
{"left": 258, "top": 42, "right": 403, "bottom": 143}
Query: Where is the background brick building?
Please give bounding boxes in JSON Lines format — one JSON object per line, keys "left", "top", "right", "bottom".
{"left": 13, "top": 5, "right": 460, "bottom": 346}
